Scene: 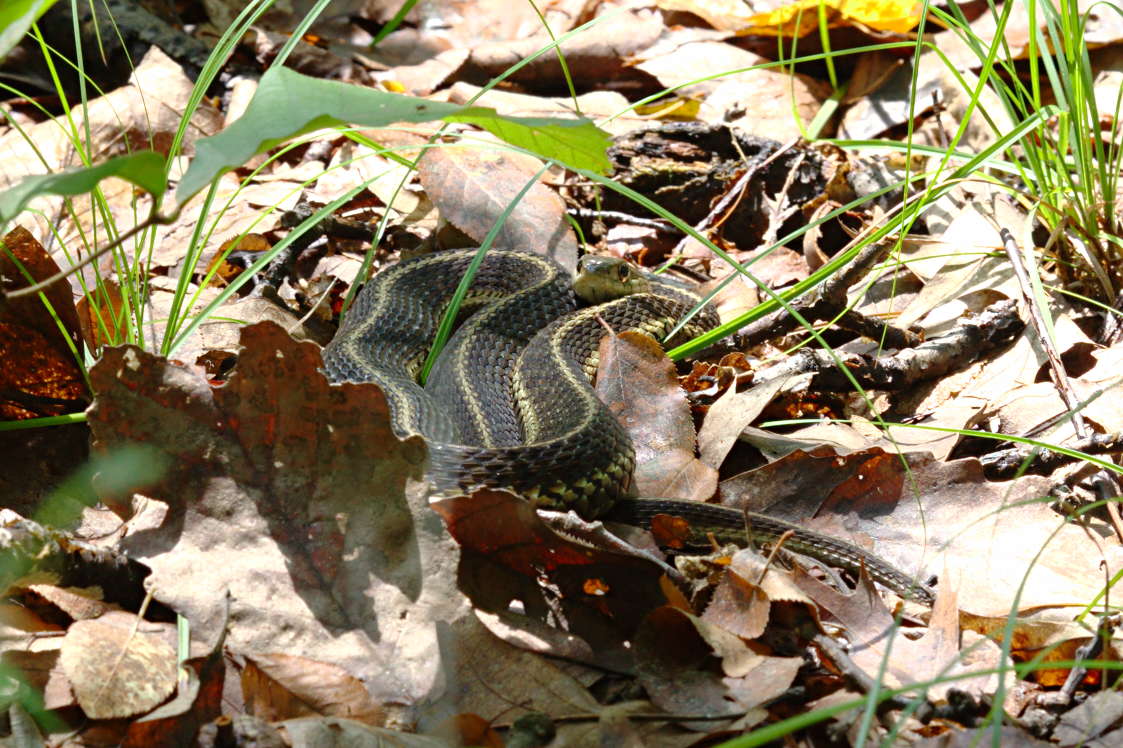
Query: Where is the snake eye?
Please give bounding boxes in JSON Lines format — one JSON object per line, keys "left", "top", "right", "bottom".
{"left": 617, "top": 264, "right": 630, "bottom": 282}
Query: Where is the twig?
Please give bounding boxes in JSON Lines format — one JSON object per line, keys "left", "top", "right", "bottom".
{"left": 753, "top": 527, "right": 794, "bottom": 586}
{"left": 812, "top": 633, "right": 925, "bottom": 722}
{"left": 1058, "top": 613, "right": 1118, "bottom": 702}
{"left": 735, "top": 236, "right": 905, "bottom": 349}
{"left": 981, "top": 433, "right": 1123, "bottom": 478}
{"left": 751, "top": 299, "right": 1022, "bottom": 391}
{"left": 565, "top": 208, "right": 680, "bottom": 233}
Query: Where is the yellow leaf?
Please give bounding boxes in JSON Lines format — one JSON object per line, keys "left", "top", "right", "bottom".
{"left": 739, "top": 0, "right": 921, "bottom": 37}
{"left": 840, "top": 0, "right": 924, "bottom": 33}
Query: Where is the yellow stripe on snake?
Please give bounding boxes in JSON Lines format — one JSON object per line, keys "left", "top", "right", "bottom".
{"left": 322, "top": 249, "right": 933, "bottom": 604}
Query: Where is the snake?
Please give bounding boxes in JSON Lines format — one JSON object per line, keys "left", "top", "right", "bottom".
{"left": 322, "top": 249, "right": 934, "bottom": 604}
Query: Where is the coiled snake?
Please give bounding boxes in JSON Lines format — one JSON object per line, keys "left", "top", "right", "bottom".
{"left": 322, "top": 249, "right": 933, "bottom": 604}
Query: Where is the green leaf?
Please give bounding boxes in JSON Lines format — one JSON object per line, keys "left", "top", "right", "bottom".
{"left": 0, "top": 151, "right": 167, "bottom": 224}
{"left": 175, "top": 66, "right": 611, "bottom": 203}
{"left": 0, "top": 0, "right": 57, "bottom": 62}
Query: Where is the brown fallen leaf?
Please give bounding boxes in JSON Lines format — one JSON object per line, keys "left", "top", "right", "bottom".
{"left": 122, "top": 641, "right": 226, "bottom": 748}
{"left": 279, "top": 716, "right": 450, "bottom": 746}
{"left": 653, "top": 0, "right": 755, "bottom": 31}
{"left": 431, "top": 489, "right": 670, "bottom": 669}
{"left": 86, "top": 321, "right": 636, "bottom": 725}
{"left": 720, "top": 443, "right": 904, "bottom": 522}
{"left": 434, "top": 713, "right": 504, "bottom": 748}
{"left": 633, "top": 606, "right": 801, "bottom": 725}
{"left": 0, "top": 47, "right": 221, "bottom": 245}
{"left": 4, "top": 648, "right": 72, "bottom": 713}
{"left": 961, "top": 609, "right": 1123, "bottom": 688}
{"left": 25, "top": 584, "right": 110, "bottom": 621}
{"left": 374, "top": 49, "right": 470, "bottom": 97}
{"left": 634, "top": 40, "right": 829, "bottom": 140}
{"left": 596, "top": 330, "right": 717, "bottom": 501}
{"left": 851, "top": 456, "right": 1123, "bottom": 616}
{"left": 415, "top": 146, "right": 578, "bottom": 271}
{"left": 0, "top": 226, "right": 87, "bottom": 420}
{"left": 697, "top": 375, "right": 792, "bottom": 470}
{"left": 468, "top": 7, "right": 663, "bottom": 87}
{"left": 703, "top": 547, "right": 820, "bottom": 642}
{"left": 203, "top": 232, "right": 272, "bottom": 288}
{"left": 76, "top": 279, "right": 127, "bottom": 351}
{"left": 702, "top": 566, "right": 772, "bottom": 642}
{"left": 1052, "top": 691, "right": 1123, "bottom": 745}
{"left": 59, "top": 616, "right": 177, "bottom": 720}
{"left": 86, "top": 321, "right": 468, "bottom": 708}
{"left": 242, "top": 652, "right": 384, "bottom": 726}
{"left": 796, "top": 566, "right": 1009, "bottom": 701}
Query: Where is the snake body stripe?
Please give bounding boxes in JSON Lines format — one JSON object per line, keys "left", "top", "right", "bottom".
{"left": 605, "top": 500, "right": 935, "bottom": 604}
{"left": 424, "top": 255, "right": 572, "bottom": 447}
{"left": 322, "top": 249, "right": 713, "bottom": 515}
{"left": 322, "top": 248, "right": 934, "bottom": 604}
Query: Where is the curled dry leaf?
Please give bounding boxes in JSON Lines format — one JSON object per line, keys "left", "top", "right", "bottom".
{"left": 703, "top": 548, "right": 817, "bottom": 642}
{"left": 25, "top": 584, "right": 110, "bottom": 621}
{"left": 59, "top": 618, "right": 177, "bottom": 720}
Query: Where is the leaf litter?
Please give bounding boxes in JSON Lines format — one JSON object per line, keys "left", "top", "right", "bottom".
{"left": 4, "top": 0, "right": 1123, "bottom": 744}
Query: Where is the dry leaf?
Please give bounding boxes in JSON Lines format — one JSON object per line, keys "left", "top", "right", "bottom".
{"left": 77, "top": 280, "right": 127, "bottom": 351}
{"left": 653, "top": 0, "right": 755, "bottom": 31}
{"left": 468, "top": 7, "right": 663, "bottom": 87}
{"left": 634, "top": 606, "right": 801, "bottom": 722}
{"left": 59, "top": 618, "right": 177, "bottom": 720}
{"left": 0, "top": 47, "right": 221, "bottom": 243}
{"left": 25, "top": 584, "right": 109, "bottom": 621}
{"left": 415, "top": 146, "right": 578, "bottom": 271}
{"left": 697, "top": 375, "right": 791, "bottom": 470}
{"left": 740, "top": 0, "right": 923, "bottom": 36}
{"left": 86, "top": 321, "right": 470, "bottom": 708}
{"left": 280, "top": 716, "right": 449, "bottom": 747}
{"left": 596, "top": 330, "right": 717, "bottom": 501}
{"left": 122, "top": 647, "right": 226, "bottom": 747}
{"left": 432, "top": 489, "right": 670, "bottom": 670}
{"left": 242, "top": 652, "right": 385, "bottom": 726}
{"left": 1053, "top": 691, "right": 1123, "bottom": 745}
{"left": 634, "top": 41, "right": 829, "bottom": 139}
{"left": 702, "top": 567, "right": 771, "bottom": 641}
{"left": 799, "top": 567, "right": 1009, "bottom": 700}
{"left": 0, "top": 226, "right": 87, "bottom": 420}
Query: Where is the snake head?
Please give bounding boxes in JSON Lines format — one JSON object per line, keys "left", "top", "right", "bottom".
{"left": 573, "top": 255, "right": 653, "bottom": 303}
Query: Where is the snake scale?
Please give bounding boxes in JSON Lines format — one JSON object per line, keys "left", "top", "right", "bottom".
{"left": 322, "top": 249, "right": 934, "bottom": 604}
